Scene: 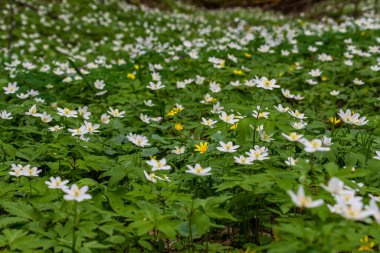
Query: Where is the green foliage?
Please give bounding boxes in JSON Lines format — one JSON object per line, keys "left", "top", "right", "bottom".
{"left": 0, "top": 0, "right": 379, "bottom": 252}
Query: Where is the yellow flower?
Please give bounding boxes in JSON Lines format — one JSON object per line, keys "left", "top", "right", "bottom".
{"left": 234, "top": 69, "right": 243, "bottom": 75}
{"left": 134, "top": 64, "right": 139, "bottom": 70}
{"left": 329, "top": 117, "right": 341, "bottom": 125}
{"left": 174, "top": 123, "right": 183, "bottom": 131}
{"left": 167, "top": 107, "right": 184, "bottom": 116}
{"left": 230, "top": 123, "right": 238, "bottom": 130}
{"left": 321, "top": 76, "right": 328, "bottom": 81}
{"left": 127, "top": 73, "right": 135, "bottom": 80}
{"left": 194, "top": 142, "right": 208, "bottom": 154}
{"left": 359, "top": 235, "right": 375, "bottom": 252}
{"left": 245, "top": 53, "right": 252, "bottom": 58}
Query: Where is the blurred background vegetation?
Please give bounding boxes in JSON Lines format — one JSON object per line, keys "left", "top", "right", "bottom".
{"left": 128, "top": 0, "right": 380, "bottom": 18}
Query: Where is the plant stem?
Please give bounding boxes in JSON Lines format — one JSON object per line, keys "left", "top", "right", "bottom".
{"left": 72, "top": 202, "right": 78, "bottom": 253}
{"left": 253, "top": 90, "right": 267, "bottom": 147}
{"left": 29, "top": 178, "right": 32, "bottom": 196}
{"left": 188, "top": 199, "right": 195, "bottom": 253}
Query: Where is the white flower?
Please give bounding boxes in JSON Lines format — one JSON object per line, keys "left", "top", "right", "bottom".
{"left": 172, "top": 146, "right": 185, "bottom": 155}
{"left": 45, "top": 177, "right": 69, "bottom": 189}
{"left": 25, "top": 105, "right": 41, "bottom": 117}
{"left": 353, "top": 78, "right": 364, "bottom": 86}
{"left": 3, "top": 82, "right": 19, "bottom": 94}
{"left": 140, "top": 114, "right": 151, "bottom": 124}
{"left": 338, "top": 109, "right": 368, "bottom": 126}
{"left": 321, "top": 177, "right": 344, "bottom": 195}
{"left": 370, "top": 65, "right": 380, "bottom": 72}
{"left": 0, "top": 110, "right": 12, "bottom": 119}
{"left": 201, "top": 117, "right": 218, "bottom": 128}
{"left": 196, "top": 75, "right": 205, "bottom": 85}
{"left": 146, "top": 81, "right": 165, "bottom": 90}
{"left": 35, "top": 97, "right": 45, "bottom": 103}
{"left": 40, "top": 112, "right": 52, "bottom": 123}
{"left": 217, "top": 141, "right": 239, "bottom": 153}
{"left": 68, "top": 126, "right": 88, "bottom": 136}
{"left": 290, "top": 121, "right": 307, "bottom": 130}
{"left": 293, "top": 94, "right": 304, "bottom": 100}
{"left": 299, "top": 138, "right": 330, "bottom": 153}
{"left": 200, "top": 93, "right": 215, "bottom": 104}
{"left": 94, "top": 80, "right": 105, "bottom": 89}
{"left": 150, "top": 116, "right": 162, "bottom": 122}
{"left": 17, "top": 93, "right": 29, "bottom": 99}
{"left": 256, "top": 77, "right": 280, "bottom": 90}
{"left": 288, "top": 185, "right": 324, "bottom": 208}
{"left": 234, "top": 155, "right": 253, "bottom": 165}
{"left": 285, "top": 157, "right": 297, "bottom": 166}
{"left": 28, "top": 89, "right": 39, "bottom": 97}
{"left": 230, "top": 80, "right": 241, "bottom": 87}
{"left": 186, "top": 164, "right": 212, "bottom": 176}
{"left": 209, "top": 81, "right": 221, "bottom": 93}
{"left": 144, "top": 170, "right": 160, "bottom": 183}
{"left": 368, "top": 199, "right": 380, "bottom": 224}
{"left": 9, "top": 164, "right": 24, "bottom": 177}
{"left": 108, "top": 107, "right": 125, "bottom": 118}
{"left": 245, "top": 145, "right": 269, "bottom": 161}
{"left": 57, "top": 108, "right": 77, "bottom": 118}
{"left": 151, "top": 71, "right": 161, "bottom": 81}
{"left": 146, "top": 158, "right": 171, "bottom": 171}
{"left": 144, "top": 100, "right": 155, "bottom": 107}
{"left": 101, "top": 113, "right": 110, "bottom": 124}
{"left": 289, "top": 110, "right": 307, "bottom": 120}
{"left": 219, "top": 111, "right": 239, "bottom": 124}
{"left": 274, "top": 104, "right": 289, "bottom": 113}
{"left": 49, "top": 125, "right": 63, "bottom": 132}
{"left": 309, "top": 69, "right": 322, "bottom": 77}
{"left": 335, "top": 197, "right": 372, "bottom": 220}
{"left": 322, "top": 136, "right": 333, "bottom": 146}
{"left": 84, "top": 121, "right": 100, "bottom": 134}
{"left": 281, "top": 89, "right": 294, "bottom": 99}
{"left": 306, "top": 79, "right": 318, "bottom": 85}
{"left": 127, "top": 133, "right": 150, "bottom": 147}
{"left": 281, "top": 132, "right": 303, "bottom": 142}
{"left": 211, "top": 102, "right": 224, "bottom": 114}
{"left": 259, "top": 131, "right": 274, "bottom": 142}
{"left": 330, "top": 90, "right": 340, "bottom": 96}
{"left": 252, "top": 106, "right": 269, "bottom": 119}
{"left": 63, "top": 184, "right": 92, "bottom": 202}
{"left": 308, "top": 46, "right": 317, "bottom": 52}
{"left": 244, "top": 79, "right": 256, "bottom": 87}
{"left": 95, "top": 90, "right": 107, "bottom": 96}
{"left": 258, "top": 44, "right": 270, "bottom": 53}
{"left": 78, "top": 106, "right": 91, "bottom": 119}
{"left": 22, "top": 165, "right": 42, "bottom": 177}
{"left": 374, "top": 151, "right": 380, "bottom": 160}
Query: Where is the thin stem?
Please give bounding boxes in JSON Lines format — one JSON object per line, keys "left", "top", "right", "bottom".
{"left": 253, "top": 90, "right": 268, "bottom": 147}
{"left": 72, "top": 202, "right": 78, "bottom": 253}
{"left": 188, "top": 199, "right": 195, "bottom": 253}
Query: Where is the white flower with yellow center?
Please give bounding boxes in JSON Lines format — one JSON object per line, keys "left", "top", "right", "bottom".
{"left": 63, "top": 184, "right": 92, "bottom": 202}
{"left": 186, "top": 164, "right": 212, "bottom": 176}
{"left": 282, "top": 132, "right": 303, "bottom": 142}
{"left": 217, "top": 141, "right": 239, "bottom": 153}
{"left": 288, "top": 185, "right": 324, "bottom": 208}
{"left": 57, "top": 107, "right": 78, "bottom": 118}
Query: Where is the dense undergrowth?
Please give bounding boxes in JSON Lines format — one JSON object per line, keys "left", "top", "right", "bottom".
{"left": 0, "top": 0, "right": 380, "bottom": 252}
